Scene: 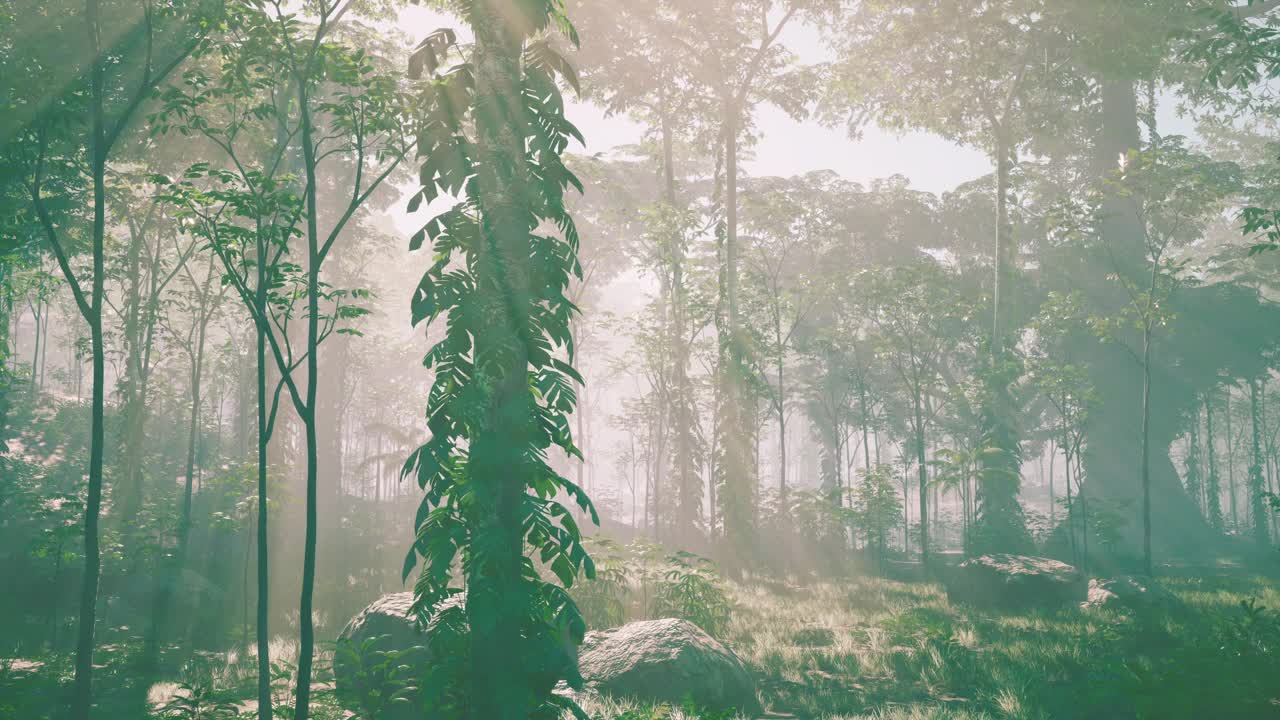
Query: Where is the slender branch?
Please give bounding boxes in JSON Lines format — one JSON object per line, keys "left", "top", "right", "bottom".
{"left": 29, "top": 135, "right": 92, "bottom": 322}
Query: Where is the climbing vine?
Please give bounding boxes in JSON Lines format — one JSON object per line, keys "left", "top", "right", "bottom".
{"left": 401, "top": 1, "right": 595, "bottom": 717}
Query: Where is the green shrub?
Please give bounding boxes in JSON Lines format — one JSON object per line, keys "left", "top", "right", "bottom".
{"left": 331, "top": 634, "right": 423, "bottom": 719}
{"left": 651, "top": 552, "right": 732, "bottom": 637}
{"left": 572, "top": 538, "right": 629, "bottom": 629}
{"left": 153, "top": 681, "right": 239, "bottom": 719}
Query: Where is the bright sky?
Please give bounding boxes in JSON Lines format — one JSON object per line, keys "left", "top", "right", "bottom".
{"left": 387, "top": 6, "right": 1196, "bottom": 230}
{"left": 390, "top": 4, "right": 995, "bottom": 205}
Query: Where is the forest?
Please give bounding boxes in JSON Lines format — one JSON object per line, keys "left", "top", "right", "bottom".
{"left": 4, "top": 0, "right": 1280, "bottom": 718}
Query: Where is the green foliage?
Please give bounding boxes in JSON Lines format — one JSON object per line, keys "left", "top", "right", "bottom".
{"left": 570, "top": 538, "right": 629, "bottom": 630}
{"left": 401, "top": 2, "right": 595, "bottom": 717}
{"left": 331, "top": 635, "right": 423, "bottom": 720}
{"left": 850, "top": 464, "right": 904, "bottom": 561}
{"left": 652, "top": 552, "right": 733, "bottom": 638}
{"left": 153, "top": 681, "right": 239, "bottom": 720}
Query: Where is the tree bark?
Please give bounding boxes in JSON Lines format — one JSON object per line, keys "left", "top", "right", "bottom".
{"left": 71, "top": 1, "right": 107, "bottom": 714}
{"left": 1249, "top": 377, "right": 1269, "bottom": 547}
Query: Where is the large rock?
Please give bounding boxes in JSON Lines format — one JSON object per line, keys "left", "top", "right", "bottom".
{"left": 1083, "top": 575, "right": 1179, "bottom": 612}
{"left": 944, "top": 554, "right": 1086, "bottom": 612}
{"left": 577, "top": 618, "right": 758, "bottom": 712}
{"left": 334, "top": 592, "right": 581, "bottom": 718}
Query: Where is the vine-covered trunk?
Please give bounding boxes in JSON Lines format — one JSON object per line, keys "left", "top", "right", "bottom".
{"left": 467, "top": 4, "right": 540, "bottom": 716}
{"left": 119, "top": 219, "right": 148, "bottom": 521}
{"left": 974, "top": 131, "right": 1028, "bottom": 555}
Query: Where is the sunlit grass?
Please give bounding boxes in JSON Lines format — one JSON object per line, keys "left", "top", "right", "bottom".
{"left": 5, "top": 573, "right": 1278, "bottom": 719}
{"left": 680, "top": 571, "right": 1280, "bottom": 720}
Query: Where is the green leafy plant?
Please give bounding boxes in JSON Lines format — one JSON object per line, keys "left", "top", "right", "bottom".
{"left": 652, "top": 552, "right": 732, "bottom": 637}
{"left": 400, "top": 2, "right": 595, "bottom": 718}
{"left": 571, "top": 538, "right": 628, "bottom": 629}
{"left": 331, "top": 635, "right": 423, "bottom": 720}
{"left": 154, "top": 681, "right": 239, "bottom": 720}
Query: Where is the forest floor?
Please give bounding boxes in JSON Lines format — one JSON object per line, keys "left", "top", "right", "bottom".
{"left": 580, "top": 568, "right": 1280, "bottom": 720}
{"left": 3, "top": 570, "right": 1280, "bottom": 720}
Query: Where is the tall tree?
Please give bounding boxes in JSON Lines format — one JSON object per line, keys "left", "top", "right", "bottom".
{"left": 823, "top": 0, "right": 1077, "bottom": 553}
{"left": 152, "top": 5, "right": 408, "bottom": 713}
{"left": 2, "top": 2, "right": 215, "bottom": 714}
{"left": 860, "top": 261, "right": 972, "bottom": 565}
{"left": 1094, "top": 135, "right": 1240, "bottom": 573}
{"left": 404, "top": 2, "right": 595, "bottom": 718}
{"left": 740, "top": 173, "right": 832, "bottom": 511}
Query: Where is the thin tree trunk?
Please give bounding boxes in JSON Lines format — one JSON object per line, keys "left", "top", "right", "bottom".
{"left": 1140, "top": 315, "right": 1153, "bottom": 576}
{"left": 860, "top": 381, "right": 872, "bottom": 474}
{"left": 1048, "top": 438, "right": 1056, "bottom": 525}
{"left": 70, "top": 0, "right": 107, "bottom": 711}
{"left": 1207, "top": 396, "right": 1223, "bottom": 529}
{"left": 255, "top": 225, "right": 273, "bottom": 720}
{"left": 1249, "top": 377, "right": 1269, "bottom": 547}
{"left": 1228, "top": 390, "right": 1238, "bottom": 530}
{"left": 292, "top": 75, "right": 321, "bottom": 720}
{"left": 914, "top": 391, "right": 928, "bottom": 566}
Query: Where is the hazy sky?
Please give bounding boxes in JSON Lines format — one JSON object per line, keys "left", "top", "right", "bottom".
{"left": 387, "top": 6, "right": 1198, "bottom": 233}
{"left": 387, "top": 3, "right": 996, "bottom": 251}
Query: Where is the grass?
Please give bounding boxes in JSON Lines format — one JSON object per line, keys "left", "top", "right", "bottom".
{"left": 4, "top": 571, "right": 1279, "bottom": 719}
{"left": 735, "top": 572, "right": 1280, "bottom": 720}
{"left": 578, "top": 570, "right": 1280, "bottom": 720}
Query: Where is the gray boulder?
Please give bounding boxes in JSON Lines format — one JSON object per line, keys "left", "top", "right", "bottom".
{"left": 578, "top": 618, "right": 758, "bottom": 712}
{"left": 334, "top": 592, "right": 581, "bottom": 718}
{"left": 1083, "top": 575, "right": 1179, "bottom": 612}
{"left": 944, "top": 554, "right": 1086, "bottom": 612}
{"left": 332, "top": 592, "right": 440, "bottom": 720}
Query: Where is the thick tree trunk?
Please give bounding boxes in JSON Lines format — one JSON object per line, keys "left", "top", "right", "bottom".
{"left": 1066, "top": 78, "right": 1225, "bottom": 563}
{"left": 466, "top": 4, "right": 542, "bottom": 716}
{"left": 720, "top": 101, "right": 754, "bottom": 573}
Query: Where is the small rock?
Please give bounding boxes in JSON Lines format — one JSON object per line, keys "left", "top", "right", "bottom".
{"left": 1083, "top": 575, "right": 1179, "bottom": 612}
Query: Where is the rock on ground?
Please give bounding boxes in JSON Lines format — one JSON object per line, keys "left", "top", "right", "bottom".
{"left": 335, "top": 596, "right": 758, "bottom": 715}
{"left": 944, "top": 554, "right": 1086, "bottom": 612}
{"left": 332, "top": 592, "right": 438, "bottom": 720}
{"left": 1083, "top": 575, "right": 1179, "bottom": 612}
{"left": 578, "top": 617, "right": 759, "bottom": 712}
{"left": 334, "top": 592, "right": 579, "bottom": 717}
